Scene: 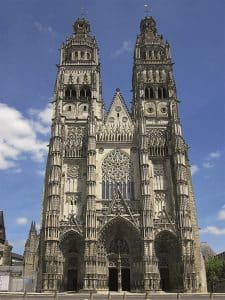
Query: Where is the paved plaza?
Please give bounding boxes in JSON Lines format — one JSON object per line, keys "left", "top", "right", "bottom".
{"left": 0, "top": 292, "right": 225, "bottom": 300}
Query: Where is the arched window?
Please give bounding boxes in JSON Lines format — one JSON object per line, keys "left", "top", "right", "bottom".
{"left": 145, "top": 87, "right": 149, "bottom": 99}
{"left": 158, "top": 88, "right": 162, "bottom": 99}
{"left": 141, "top": 51, "right": 146, "bottom": 59}
{"left": 80, "top": 88, "right": 85, "bottom": 98}
{"left": 87, "top": 52, "right": 90, "bottom": 59}
{"left": 65, "top": 89, "right": 70, "bottom": 99}
{"left": 65, "top": 86, "right": 76, "bottom": 100}
{"left": 150, "top": 87, "right": 154, "bottom": 99}
{"left": 102, "top": 150, "right": 134, "bottom": 200}
{"left": 80, "top": 86, "right": 91, "bottom": 99}
{"left": 163, "top": 87, "right": 167, "bottom": 98}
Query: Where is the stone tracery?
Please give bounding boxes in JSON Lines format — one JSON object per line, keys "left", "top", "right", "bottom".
{"left": 102, "top": 150, "right": 134, "bottom": 200}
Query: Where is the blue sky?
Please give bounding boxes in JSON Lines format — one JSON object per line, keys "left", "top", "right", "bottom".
{"left": 0, "top": 0, "right": 224, "bottom": 254}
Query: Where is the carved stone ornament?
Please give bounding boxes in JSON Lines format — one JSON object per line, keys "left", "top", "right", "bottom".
{"left": 66, "top": 126, "right": 85, "bottom": 148}
{"left": 175, "top": 136, "right": 187, "bottom": 153}
{"left": 146, "top": 128, "right": 167, "bottom": 147}
{"left": 98, "top": 147, "right": 104, "bottom": 154}
{"left": 67, "top": 164, "right": 79, "bottom": 178}
{"left": 65, "top": 193, "right": 78, "bottom": 205}
{"left": 155, "top": 191, "right": 166, "bottom": 202}
{"left": 153, "top": 164, "right": 164, "bottom": 176}
{"left": 102, "top": 150, "right": 133, "bottom": 182}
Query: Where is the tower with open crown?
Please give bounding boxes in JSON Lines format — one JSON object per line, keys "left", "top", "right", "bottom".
{"left": 36, "top": 15, "right": 207, "bottom": 293}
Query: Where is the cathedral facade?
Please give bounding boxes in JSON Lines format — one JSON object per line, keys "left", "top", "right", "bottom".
{"left": 34, "top": 15, "right": 207, "bottom": 293}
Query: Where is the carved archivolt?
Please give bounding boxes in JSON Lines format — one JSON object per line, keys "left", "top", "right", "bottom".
{"left": 102, "top": 150, "right": 133, "bottom": 182}
{"left": 109, "top": 238, "right": 129, "bottom": 254}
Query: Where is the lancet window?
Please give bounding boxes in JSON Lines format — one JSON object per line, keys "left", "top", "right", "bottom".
{"left": 145, "top": 87, "right": 155, "bottom": 99}
{"left": 80, "top": 85, "right": 91, "bottom": 99}
{"left": 101, "top": 150, "right": 134, "bottom": 200}
{"left": 65, "top": 85, "right": 77, "bottom": 100}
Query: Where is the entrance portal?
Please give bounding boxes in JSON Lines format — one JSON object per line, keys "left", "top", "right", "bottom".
{"left": 155, "top": 231, "right": 183, "bottom": 292}
{"left": 67, "top": 269, "right": 77, "bottom": 291}
{"left": 59, "top": 231, "right": 84, "bottom": 292}
{"left": 109, "top": 268, "right": 118, "bottom": 291}
{"left": 159, "top": 267, "right": 170, "bottom": 291}
{"left": 122, "top": 268, "right": 130, "bottom": 291}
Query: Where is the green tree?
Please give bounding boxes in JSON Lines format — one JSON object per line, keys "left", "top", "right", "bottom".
{"left": 206, "top": 256, "right": 225, "bottom": 292}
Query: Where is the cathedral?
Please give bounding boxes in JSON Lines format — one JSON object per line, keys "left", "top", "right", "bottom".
{"left": 24, "top": 14, "right": 207, "bottom": 293}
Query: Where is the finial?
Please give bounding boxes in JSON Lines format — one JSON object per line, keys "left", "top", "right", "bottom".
{"left": 80, "top": 6, "right": 88, "bottom": 18}
{"left": 144, "top": 0, "right": 151, "bottom": 15}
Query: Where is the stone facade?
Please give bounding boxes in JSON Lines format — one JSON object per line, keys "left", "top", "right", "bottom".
{"left": 34, "top": 16, "right": 207, "bottom": 293}
{"left": 0, "top": 211, "right": 12, "bottom": 267}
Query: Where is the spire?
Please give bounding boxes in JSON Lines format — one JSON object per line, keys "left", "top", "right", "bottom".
{"left": 29, "top": 221, "right": 37, "bottom": 236}
{"left": 0, "top": 210, "right": 6, "bottom": 244}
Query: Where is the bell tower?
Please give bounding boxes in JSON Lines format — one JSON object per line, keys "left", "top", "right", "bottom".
{"left": 132, "top": 15, "right": 207, "bottom": 292}
{"left": 38, "top": 17, "right": 103, "bottom": 292}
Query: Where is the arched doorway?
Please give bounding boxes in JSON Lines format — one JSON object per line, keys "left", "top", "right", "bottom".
{"left": 154, "top": 231, "right": 183, "bottom": 292}
{"left": 98, "top": 217, "right": 143, "bottom": 291}
{"left": 59, "top": 231, "right": 84, "bottom": 292}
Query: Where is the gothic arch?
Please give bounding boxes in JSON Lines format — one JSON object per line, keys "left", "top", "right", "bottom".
{"left": 154, "top": 230, "right": 183, "bottom": 292}
{"left": 59, "top": 230, "right": 84, "bottom": 292}
{"left": 59, "top": 229, "right": 83, "bottom": 244}
{"left": 99, "top": 215, "right": 140, "bottom": 238}
{"left": 97, "top": 216, "right": 143, "bottom": 291}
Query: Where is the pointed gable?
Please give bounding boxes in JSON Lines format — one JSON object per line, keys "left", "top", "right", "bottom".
{"left": 105, "top": 88, "right": 133, "bottom": 127}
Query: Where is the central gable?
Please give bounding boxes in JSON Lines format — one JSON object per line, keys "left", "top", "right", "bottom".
{"left": 105, "top": 88, "right": 133, "bottom": 127}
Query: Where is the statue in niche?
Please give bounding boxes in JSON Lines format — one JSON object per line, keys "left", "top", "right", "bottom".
{"left": 149, "top": 70, "right": 153, "bottom": 82}
{"left": 155, "top": 70, "right": 160, "bottom": 82}
{"left": 84, "top": 73, "right": 88, "bottom": 83}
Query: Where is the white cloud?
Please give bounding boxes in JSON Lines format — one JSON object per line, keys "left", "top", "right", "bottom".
{"left": 34, "top": 22, "right": 56, "bottom": 38}
{"left": 16, "top": 217, "right": 28, "bottom": 225}
{"left": 208, "top": 151, "right": 221, "bottom": 160}
{"left": 202, "top": 161, "right": 214, "bottom": 169}
{"left": 191, "top": 164, "right": 199, "bottom": 175}
{"left": 113, "top": 40, "right": 132, "bottom": 57}
{"left": 0, "top": 103, "right": 51, "bottom": 170}
{"left": 28, "top": 103, "right": 52, "bottom": 135}
{"left": 218, "top": 205, "right": 225, "bottom": 220}
{"left": 29, "top": 103, "right": 52, "bottom": 126}
{"left": 202, "top": 150, "right": 221, "bottom": 169}
{"left": 200, "top": 226, "right": 225, "bottom": 235}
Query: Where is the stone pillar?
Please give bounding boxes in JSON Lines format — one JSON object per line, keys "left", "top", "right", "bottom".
{"left": 172, "top": 120, "right": 197, "bottom": 292}
{"left": 41, "top": 116, "right": 63, "bottom": 292}
{"left": 139, "top": 118, "right": 160, "bottom": 291}
{"left": 83, "top": 109, "right": 97, "bottom": 290}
